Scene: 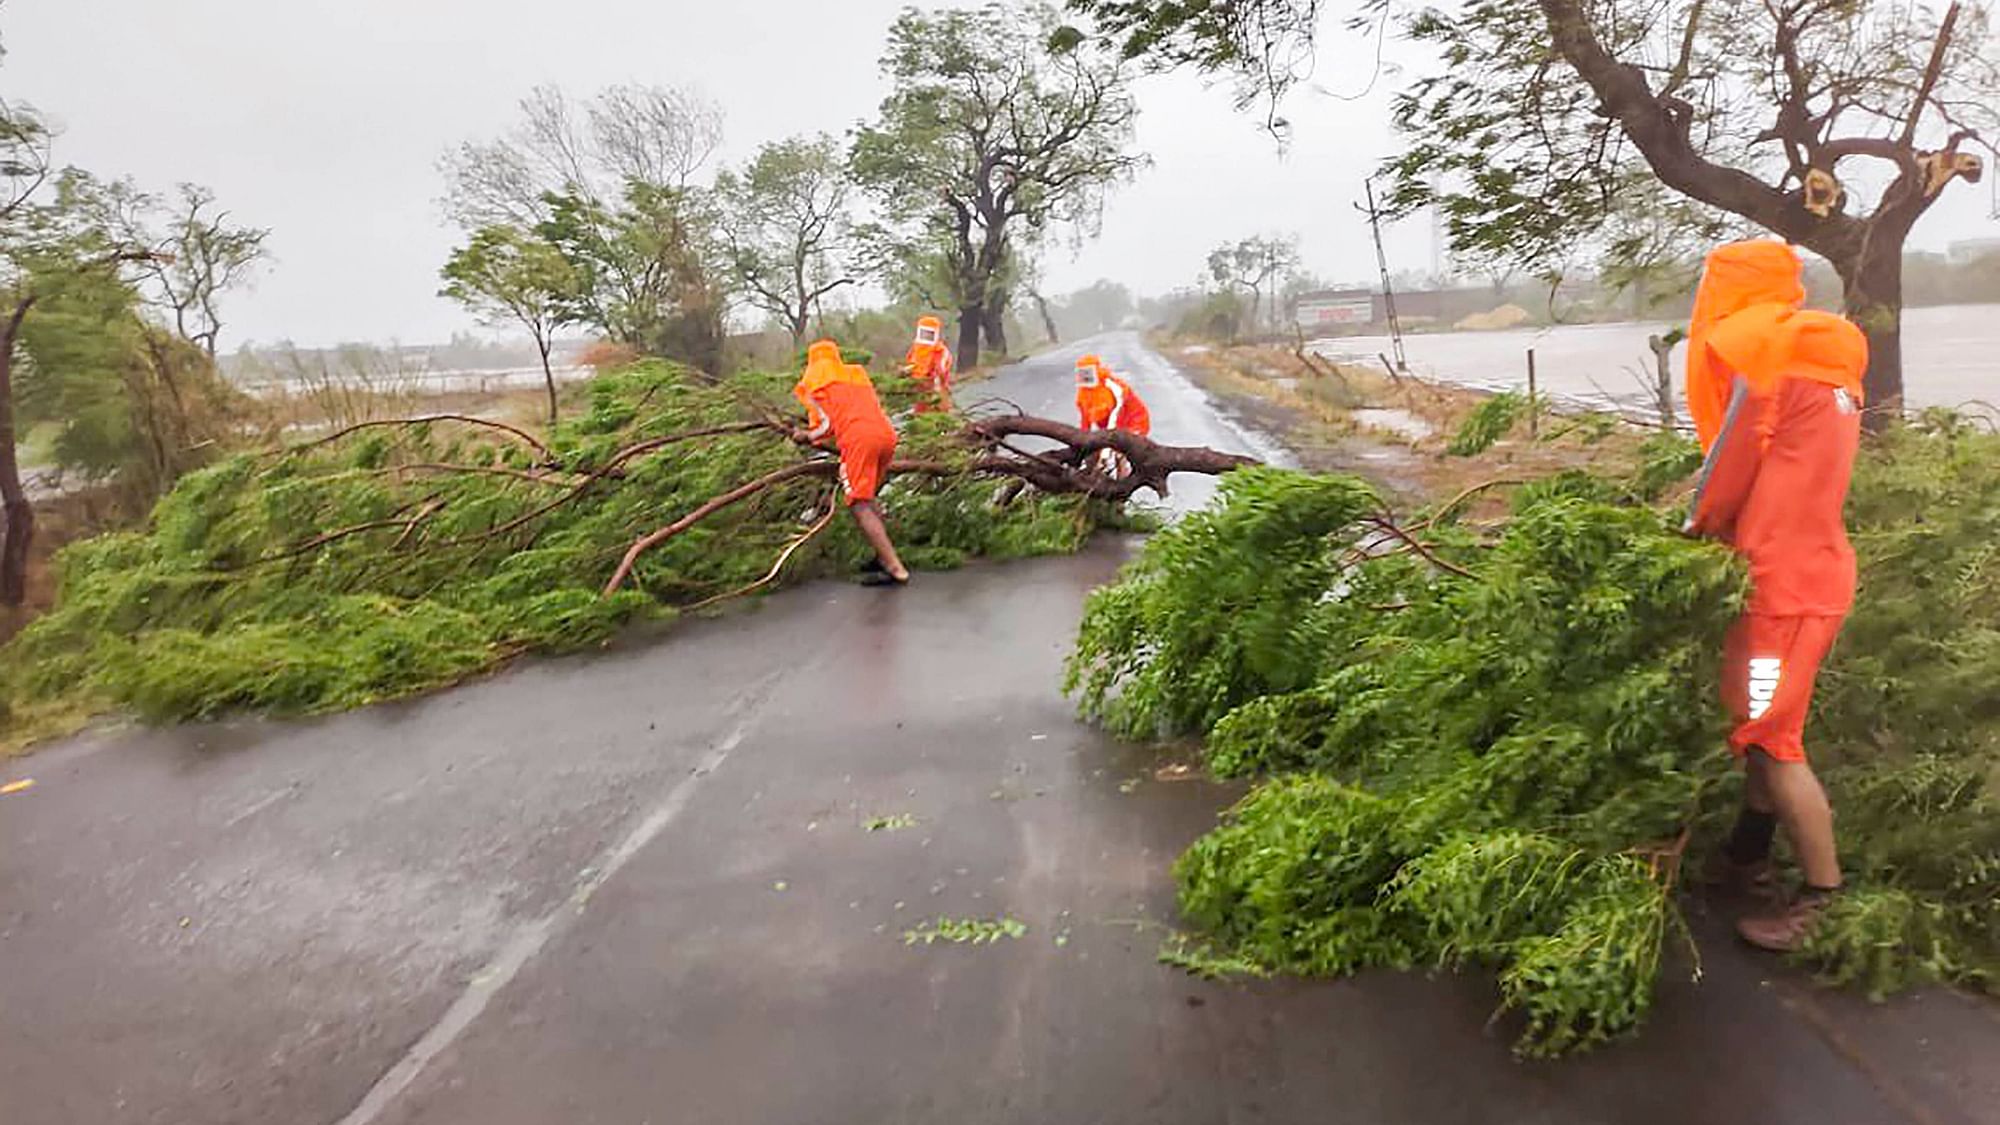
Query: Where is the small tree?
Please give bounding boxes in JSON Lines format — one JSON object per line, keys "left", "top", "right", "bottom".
{"left": 0, "top": 48, "right": 51, "bottom": 605}
{"left": 852, "top": 2, "right": 1146, "bottom": 366}
{"left": 442, "top": 85, "right": 731, "bottom": 373}
{"left": 440, "top": 226, "right": 578, "bottom": 425}
{"left": 72, "top": 176, "right": 270, "bottom": 362}
{"left": 716, "top": 135, "right": 854, "bottom": 346}
{"left": 1070, "top": 0, "right": 1998, "bottom": 414}
{"left": 537, "top": 183, "right": 728, "bottom": 374}
{"left": 1206, "top": 234, "right": 1299, "bottom": 332}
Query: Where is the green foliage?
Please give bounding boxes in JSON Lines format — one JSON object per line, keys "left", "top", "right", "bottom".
{"left": 1158, "top": 931, "right": 1272, "bottom": 979}
{"left": 1070, "top": 417, "right": 2000, "bottom": 1053}
{"left": 537, "top": 184, "right": 728, "bottom": 373}
{"left": 1445, "top": 390, "right": 1525, "bottom": 456}
{"left": 904, "top": 915, "right": 1029, "bottom": 945}
{"left": 1064, "top": 466, "right": 1385, "bottom": 739}
{"left": 1, "top": 361, "right": 1107, "bottom": 733}
{"left": 865, "top": 812, "right": 921, "bottom": 832}
{"left": 440, "top": 227, "right": 577, "bottom": 348}
{"left": 13, "top": 202, "right": 250, "bottom": 497}
{"left": 1175, "top": 290, "right": 1245, "bottom": 343}
{"left": 715, "top": 134, "right": 852, "bottom": 341}
{"left": 851, "top": 2, "right": 1144, "bottom": 358}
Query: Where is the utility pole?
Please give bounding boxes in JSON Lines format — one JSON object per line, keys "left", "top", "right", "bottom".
{"left": 1359, "top": 178, "right": 1408, "bottom": 374}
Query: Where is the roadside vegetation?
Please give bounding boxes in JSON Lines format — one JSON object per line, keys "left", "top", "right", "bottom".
{"left": 1065, "top": 408, "right": 2000, "bottom": 1054}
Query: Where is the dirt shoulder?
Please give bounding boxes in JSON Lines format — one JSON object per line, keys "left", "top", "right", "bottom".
{"left": 1163, "top": 337, "right": 1676, "bottom": 510}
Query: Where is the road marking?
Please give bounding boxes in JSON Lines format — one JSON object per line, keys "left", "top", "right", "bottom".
{"left": 332, "top": 691, "right": 771, "bottom": 1125}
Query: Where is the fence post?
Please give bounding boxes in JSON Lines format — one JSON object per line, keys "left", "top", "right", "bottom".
{"left": 1527, "top": 348, "right": 1540, "bottom": 440}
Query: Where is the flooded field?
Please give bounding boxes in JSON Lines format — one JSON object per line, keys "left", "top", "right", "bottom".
{"left": 1312, "top": 304, "right": 1999, "bottom": 422}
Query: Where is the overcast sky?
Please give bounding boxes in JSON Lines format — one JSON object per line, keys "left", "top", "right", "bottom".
{"left": 7, "top": 0, "right": 1996, "bottom": 349}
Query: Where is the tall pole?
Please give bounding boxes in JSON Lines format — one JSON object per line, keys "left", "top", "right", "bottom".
{"left": 1362, "top": 178, "right": 1408, "bottom": 374}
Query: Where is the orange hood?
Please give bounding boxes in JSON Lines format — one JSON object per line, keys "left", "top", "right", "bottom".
{"left": 800, "top": 339, "right": 846, "bottom": 393}
{"left": 905, "top": 317, "right": 946, "bottom": 368}
{"left": 1687, "top": 241, "right": 1806, "bottom": 451}
{"left": 1779, "top": 310, "right": 1867, "bottom": 396}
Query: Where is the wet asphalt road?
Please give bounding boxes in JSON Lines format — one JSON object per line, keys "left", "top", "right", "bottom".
{"left": 4, "top": 333, "right": 1997, "bottom": 1125}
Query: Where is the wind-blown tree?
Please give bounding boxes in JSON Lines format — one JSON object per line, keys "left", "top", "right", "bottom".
{"left": 852, "top": 2, "right": 1147, "bottom": 366}
{"left": 82, "top": 179, "right": 270, "bottom": 362}
{"left": 2, "top": 169, "right": 252, "bottom": 604}
{"left": 440, "top": 85, "right": 731, "bottom": 373}
{"left": 440, "top": 226, "right": 579, "bottom": 425}
{"left": 716, "top": 135, "right": 855, "bottom": 347}
{"left": 1070, "top": 0, "right": 1998, "bottom": 413}
{"left": 1206, "top": 233, "right": 1299, "bottom": 332}
{"left": 537, "top": 183, "right": 729, "bottom": 375}
{"left": 0, "top": 39, "right": 52, "bottom": 606}
{"left": 440, "top": 84, "right": 723, "bottom": 229}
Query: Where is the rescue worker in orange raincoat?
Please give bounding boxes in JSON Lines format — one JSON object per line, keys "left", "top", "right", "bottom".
{"left": 1074, "top": 354, "right": 1150, "bottom": 435}
{"left": 901, "top": 315, "right": 955, "bottom": 413}
{"left": 795, "top": 339, "right": 909, "bottom": 585}
{"left": 1684, "top": 239, "right": 1868, "bottom": 952}
{"left": 1075, "top": 354, "right": 1152, "bottom": 477}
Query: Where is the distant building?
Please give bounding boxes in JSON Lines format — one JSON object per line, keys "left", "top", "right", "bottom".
{"left": 1294, "top": 289, "right": 1376, "bottom": 331}
{"left": 1948, "top": 237, "right": 2000, "bottom": 265}
{"left": 1293, "top": 286, "right": 1480, "bottom": 332}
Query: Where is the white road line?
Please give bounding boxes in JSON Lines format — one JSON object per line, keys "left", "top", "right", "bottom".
{"left": 331, "top": 697, "right": 769, "bottom": 1125}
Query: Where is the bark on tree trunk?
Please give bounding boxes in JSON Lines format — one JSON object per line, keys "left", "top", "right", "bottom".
{"left": 1840, "top": 244, "right": 1906, "bottom": 425}
{"left": 982, "top": 300, "right": 1009, "bottom": 359}
{"left": 1032, "top": 291, "right": 1059, "bottom": 345}
{"left": 1646, "top": 332, "right": 1677, "bottom": 433}
{"left": 0, "top": 312, "right": 33, "bottom": 607}
{"left": 537, "top": 337, "right": 559, "bottom": 428}
{"left": 956, "top": 307, "right": 982, "bottom": 369}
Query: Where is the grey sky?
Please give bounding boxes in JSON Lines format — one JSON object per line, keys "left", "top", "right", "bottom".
{"left": 7, "top": 0, "right": 1996, "bottom": 349}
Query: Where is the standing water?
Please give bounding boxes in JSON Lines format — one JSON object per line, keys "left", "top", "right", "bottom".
{"left": 1312, "top": 304, "right": 1999, "bottom": 422}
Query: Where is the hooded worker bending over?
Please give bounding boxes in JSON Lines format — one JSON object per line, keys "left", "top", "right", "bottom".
{"left": 1685, "top": 239, "right": 1866, "bottom": 952}
{"left": 796, "top": 339, "right": 909, "bottom": 585}
{"left": 902, "top": 315, "right": 955, "bottom": 413}
{"left": 1074, "top": 354, "right": 1150, "bottom": 436}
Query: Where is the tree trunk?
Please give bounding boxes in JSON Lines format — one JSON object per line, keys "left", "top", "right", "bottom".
{"left": 1646, "top": 333, "right": 1677, "bottom": 433}
{"left": 0, "top": 304, "right": 34, "bottom": 607}
{"left": 956, "top": 307, "right": 982, "bottom": 369}
{"left": 1840, "top": 243, "right": 1906, "bottom": 424}
{"left": 537, "top": 336, "right": 559, "bottom": 428}
{"left": 1032, "top": 291, "right": 1059, "bottom": 345}
{"left": 982, "top": 299, "right": 1009, "bottom": 359}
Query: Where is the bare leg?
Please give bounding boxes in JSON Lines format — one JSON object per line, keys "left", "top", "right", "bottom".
{"left": 849, "top": 501, "right": 909, "bottom": 581}
{"left": 1748, "top": 749, "right": 1842, "bottom": 888}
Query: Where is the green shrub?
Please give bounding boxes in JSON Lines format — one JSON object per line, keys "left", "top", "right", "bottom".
{"left": 1076, "top": 414, "right": 2000, "bottom": 1053}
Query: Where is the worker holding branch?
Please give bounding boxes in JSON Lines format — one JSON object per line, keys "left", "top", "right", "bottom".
{"left": 1074, "top": 354, "right": 1151, "bottom": 477}
{"left": 1685, "top": 239, "right": 1867, "bottom": 952}
{"left": 902, "top": 315, "right": 955, "bottom": 413}
{"left": 795, "top": 339, "right": 910, "bottom": 586}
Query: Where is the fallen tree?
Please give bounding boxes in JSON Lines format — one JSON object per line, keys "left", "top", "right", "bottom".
{"left": 1066, "top": 418, "right": 2000, "bottom": 1056}
{"left": 0, "top": 361, "right": 1250, "bottom": 739}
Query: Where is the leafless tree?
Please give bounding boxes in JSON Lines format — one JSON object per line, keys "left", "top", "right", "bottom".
{"left": 440, "top": 84, "right": 723, "bottom": 230}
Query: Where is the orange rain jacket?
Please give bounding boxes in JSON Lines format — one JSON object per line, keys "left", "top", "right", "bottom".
{"left": 903, "top": 316, "right": 956, "bottom": 397}
{"left": 795, "top": 340, "right": 898, "bottom": 504}
{"left": 1074, "top": 354, "right": 1151, "bottom": 436}
{"left": 1687, "top": 308, "right": 1868, "bottom": 617}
